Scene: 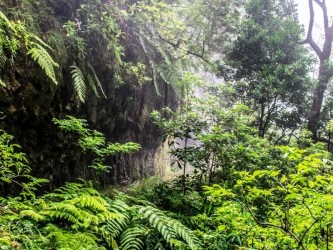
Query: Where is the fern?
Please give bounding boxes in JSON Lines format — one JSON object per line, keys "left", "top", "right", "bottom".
{"left": 20, "top": 209, "right": 45, "bottom": 222}
{"left": 0, "top": 11, "right": 59, "bottom": 87}
{"left": 137, "top": 205, "right": 201, "bottom": 249}
{"left": 41, "top": 185, "right": 123, "bottom": 227}
{"left": 1, "top": 181, "right": 201, "bottom": 249}
{"left": 53, "top": 116, "right": 140, "bottom": 171}
{"left": 29, "top": 33, "right": 53, "bottom": 51}
{"left": 87, "top": 73, "right": 100, "bottom": 97}
{"left": 45, "top": 224, "right": 102, "bottom": 250}
{"left": 120, "top": 227, "right": 145, "bottom": 250}
{"left": 88, "top": 63, "right": 107, "bottom": 98}
{"left": 146, "top": 230, "right": 166, "bottom": 250}
{"left": 0, "top": 78, "right": 5, "bottom": 87}
{"left": 154, "top": 63, "right": 182, "bottom": 96}
{"left": 70, "top": 65, "right": 86, "bottom": 103}
{"left": 27, "top": 43, "right": 59, "bottom": 85}
{"left": 0, "top": 11, "right": 15, "bottom": 31}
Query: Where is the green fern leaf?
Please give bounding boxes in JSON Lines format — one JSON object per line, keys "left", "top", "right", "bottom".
{"left": 0, "top": 78, "right": 5, "bottom": 87}
{"left": 20, "top": 209, "right": 45, "bottom": 221}
{"left": 44, "top": 203, "right": 82, "bottom": 224}
{"left": 104, "top": 219, "right": 126, "bottom": 237}
{"left": 70, "top": 65, "right": 86, "bottom": 103}
{"left": 30, "top": 33, "right": 53, "bottom": 51}
{"left": 27, "top": 44, "right": 58, "bottom": 85}
{"left": 45, "top": 224, "right": 100, "bottom": 249}
{"left": 120, "top": 227, "right": 145, "bottom": 250}
{"left": 88, "top": 63, "right": 107, "bottom": 98}
{"left": 73, "top": 195, "right": 108, "bottom": 212}
{"left": 146, "top": 230, "right": 166, "bottom": 250}
{"left": 0, "top": 11, "right": 15, "bottom": 31}
{"left": 137, "top": 206, "right": 201, "bottom": 249}
{"left": 87, "top": 74, "right": 100, "bottom": 97}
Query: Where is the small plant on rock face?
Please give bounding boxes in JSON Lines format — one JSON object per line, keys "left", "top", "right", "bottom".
{"left": 53, "top": 116, "right": 141, "bottom": 172}
{"left": 0, "top": 11, "right": 59, "bottom": 86}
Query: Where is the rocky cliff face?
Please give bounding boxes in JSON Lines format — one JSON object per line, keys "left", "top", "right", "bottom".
{"left": 0, "top": 0, "right": 178, "bottom": 189}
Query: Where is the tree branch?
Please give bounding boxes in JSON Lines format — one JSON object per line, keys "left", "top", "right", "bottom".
{"left": 240, "top": 194, "right": 306, "bottom": 250}
{"left": 301, "top": 0, "right": 323, "bottom": 58}
{"left": 298, "top": 218, "right": 318, "bottom": 249}
{"left": 314, "top": 0, "right": 329, "bottom": 30}
{"left": 156, "top": 30, "right": 212, "bottom": 65}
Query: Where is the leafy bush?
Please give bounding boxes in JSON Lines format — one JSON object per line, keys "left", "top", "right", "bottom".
{"left": 53, "top": 116, "right": 141, "bottom": 171}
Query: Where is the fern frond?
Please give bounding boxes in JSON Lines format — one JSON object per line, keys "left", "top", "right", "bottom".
{"left": 139, "top": 206, "right": 176, "bottom": 241}
{"left": 54, "top": 182, "right": 85, "bottom": 195}
{"left": 93, "top": 220, "right": 125, "bottom": 248}
{"left": 170, "top": 218, "right": 200, "bottom": 249}
{"left": 70, "top": 65, "right": 86, "bottom": 103}
{"left": 5, "top": 197, "right": 33, "bottom": 211}
{"left": 95, "top": 224, "right": 119, "bottom": 249}
{"left": 0, "top": 11, "right": 15, "bottom": 31}
{"left": 104, "top": 219, "right": 126, "bottom": 236}
{"left": 138, "top": 206, "right": 201, "bottom": 249}
{"left": 43, "top": 183, "right": 84, "bottom": 200}
{"left": 30, "top": 33, "right": 53, "bottom": 51}
{"left": 87, "top": 73, "right": 100, "bottom": 97}
{"left": 155, "top": 63, "right": 180, "bottom": 91}
{"left": 45, "top": 224, "right": 100, "bottom": 249}
{"left": 20, "top": 209, "right": 45, "bottom": 222}
{"left": 0, "top": 78, "right": 5, "bottom": 87}
{"left": 88, "top": 63, "right": 107, "bottom": 98}
{"left": 155, "top": 44, "right": 173, "bottom": 66}
{"left": 27, "top": 44, "right": 58, "bottom": 85}
{"left": 100, "top": 199, "right": 130, "bottom": 237}
{"left": 146, "top": 230, "right": 166, "bottom": 250}
{"left": 120, "top": 227, "right": 145, "bottom": 250}
{"left": 73, "top": 194, "right": 109, "bottom": 212}
{"left": 107, "top": 199, "right": 130, "bottom": 215}
{"left": 97, "top": 211, "right": 122, "bottom": 222}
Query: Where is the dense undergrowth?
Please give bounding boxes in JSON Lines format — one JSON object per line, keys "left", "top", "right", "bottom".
{"left": 145, "top": 98, "right": 333, "bottom": 249}
{"left": 2, "top": 100, "right": 333, "bottom": 249}
{"left": 0, "top": 118, "right": 199, "bottom": 250}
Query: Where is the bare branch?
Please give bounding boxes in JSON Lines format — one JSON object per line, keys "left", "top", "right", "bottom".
{"left": 301, "top": 0, "right": 323, "bottom": 57}
{"left": 155, "top": 29, "right": 212, "bottom": 64}
{"left": 314, "top": 0, "right": 329, "bottom": 30}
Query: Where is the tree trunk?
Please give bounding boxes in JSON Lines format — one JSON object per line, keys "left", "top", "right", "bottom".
{"left": 308, "top": 60, "right": 332, "bottom": 140}
{"left": 259, "top": 102, "right": 265, "bottom": 137}
{"left": 303, "top": 0, "right": 333, "bottom": 141}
